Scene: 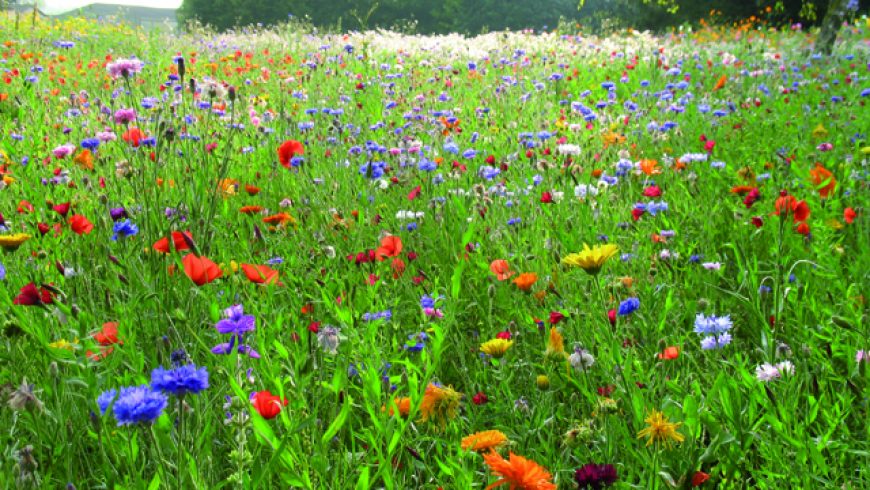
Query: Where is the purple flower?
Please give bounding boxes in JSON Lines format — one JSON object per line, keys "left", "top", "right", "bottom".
{"left": 109, "top": 207, "right": 127, "bottom": 221}
{"left": 575, "top": 463, "right": 618, "bottom": 488}
{"left": 96, "top": 389, "right": 117, "bottom": 415}
{"left": 617, "top": 297, "right": 639, "bottom": 316}
{"left": 107, "top": 59, "right": 144, "bottom": 79}
{"left": 113, "top": 108, "right": 137, "bottom": 124}
{"left": 211, "top": 305, "right": 259, "bottom": 358}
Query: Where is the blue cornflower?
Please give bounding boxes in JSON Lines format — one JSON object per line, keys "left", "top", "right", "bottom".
{"left": 420, "top": 294, "right": 437, "bottom": 309}
{"left": 150, "top": 364, "right": 209, "bottom": 397}
{"left": 96, "top": 388, "right": 117, "bottom": 415}
{"left": 617, "top": 297, "right": 640, "bottom": 316}
{"left": 211, "top": 304, "right": 260, "bottom": 358}
{"left": 81, "top": 138, "right": 100, "bottom": 150}
{"left": 758, "top": 285, "right": 772, "bottom": 294}
{"left": 507, "top": 217, "right": 522, "bottom": 226}
{"left": 418, "top": 159, "right": 437, "bottom": 171}
{"left": 110, "top": 385, "right": 168, "bottom": 426}
{"left": 462, "top": 149, "right": 477, "bottom": 159}
{"left": 479, "top": 166, "right": 500, "bottom": 180}
{"left": 111, "top": 220, "right": 139, "bottom": 241}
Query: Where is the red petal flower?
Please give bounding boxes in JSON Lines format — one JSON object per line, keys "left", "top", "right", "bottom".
{"left": 251, "top": 390, "right": 288, "bottom": 419}
{"left": 241, "top": 263, "right": 282, "bottom": 285}
{"left": 277, "top": 140, "right": 304, "bottom": 168}
{"left": 181, "top": 254, "right": 222, "bottom": 286}
{"left": 68, "top": 215, "right": 94, "bottom": 235}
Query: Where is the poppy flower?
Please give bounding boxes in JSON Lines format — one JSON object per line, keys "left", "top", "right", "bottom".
{"left": 153, "top": 231, "right": 194, "bottom": 253}
{"left": 262, "top": 213, "right": 296, "bottom": 228}
{"left": 713, "top": 74, "right": 727, "bottom": 91}
{"left": 472, "top": 391, "right": 488, "bottom": 405}
{"left": 14, "top": 283, "right": 55, "bottom": 305}
{"left": 68, "top": 215, "right": 94, "bottom": 235}
{"left": 18, "top": 200, "right": 35, "bottom": 214}
{"left": 53, "top": 202, "right": 71, "bottom": 217}
{"left": 658, "top": 346, "right": 680, "bottom": 360}
{"left": 844, "top": 207, "right": 856, "bottom": 224}
{"left": 408, "top": 186, "right": 421, "bottom": 200}
{"left": 374, "top": 235, "right": 402, "bottom": 261}
{"left": 241, "top": 263, "right": 281, "bottom": 285}
{"left": 808, "top": 163, "right": 836, "bottom": 198}
{"left": 796, "top": 222, "right": 810, "bottom": 235}
{"left": 639, "top": 159, "right": 660, "bottom": 175}
{"left": 93, "top": 322, "right": 122, "bottom": 345}
{"left": 250, "top": 390, "right": 288, "bottom": 419}
{"left": 239, "top": 205, "right": 263, "bottom": 215}
{"left": 540, "top": 191, "right": 553, "bottom": 203}
{"left": 181, "top": 254, "right": 222, "bottom": 286}
{"left": 122, "top": 127, "right": 145, "bottom": 147}
{"left": 277, "top": 140, "right": 304, "bottom": 168}
{"left": 774, "top": 194, "right": 809, "bottom": 223}
{"left": 391, "top": 257, "right": 406, "bottom": 279}
{"left": 692, "top": 471, "right": 710, "bottom": 486}
{"left": 489, "top": 259, "right": 514, "bottom": 281}
{"left": 244, "top": 184, "right": 260, "bottom": 195}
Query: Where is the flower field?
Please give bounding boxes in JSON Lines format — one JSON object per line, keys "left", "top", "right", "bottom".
{"left": 0, "top": 13, "right": 868, "bottom": 489}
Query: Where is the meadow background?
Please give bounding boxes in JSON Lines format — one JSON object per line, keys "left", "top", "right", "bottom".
{"left": 0, "top": 7, "right": 868, "bottom": 489}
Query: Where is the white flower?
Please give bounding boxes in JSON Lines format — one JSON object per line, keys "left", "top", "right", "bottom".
{"left": 557, "top": 144, "right": 581, "bottom": 156}
{"left": 574, "top": 184, "right": 599, "bottom": 199}
{"left": 755, "top": 363, "right": 780, "bottom": 382}
{"left": 702, "top": 262, "right": 721, "bottom": 270}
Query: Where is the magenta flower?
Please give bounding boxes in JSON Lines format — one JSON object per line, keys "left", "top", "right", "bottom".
{"left": 107, "top": 59, "right": 144, "bottom": 78}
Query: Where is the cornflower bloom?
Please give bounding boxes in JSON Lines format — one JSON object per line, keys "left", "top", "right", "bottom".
{"left": 211, "top": 305, "right": 259, "bottom": 358}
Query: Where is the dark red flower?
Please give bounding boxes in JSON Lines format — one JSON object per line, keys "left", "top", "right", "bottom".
{"left": 53, "top": 202, "right": 71, "bottom": 217}
{"left": 471, "top": 391, "right": 488, "bottom": 405}
{"left": 14, "top": 283, "right": 55, "bottom": 306}
{"left": 540, "top": 191, "right": 553, "bottom": 204}
{"left": 692, "top": 471, "right": 710, "bottom": 487}
{"left": 607, "top": 309, "right": 617, "bottom": 326}
{"left": 549, "top": 311, "right": 566, "bottom": 325}
{"left": 496, "top": 330, "right": 511, "bottom": 340}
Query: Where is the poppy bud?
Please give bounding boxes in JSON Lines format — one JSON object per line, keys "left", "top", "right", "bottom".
{"left": 189, "top": 78, "right": 196, "bottom": 94}
{"left": 228, "top": 85, "right": 236, "bottom": 102}
{"left": 177, "top": 57, "right": 185, "bottom": 80}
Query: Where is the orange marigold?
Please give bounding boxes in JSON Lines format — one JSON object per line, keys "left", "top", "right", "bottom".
{"left": 461, "top": 430, "right": 508, "bottom": 452}
{"left": 513, "top": 273, "right": 538, "bottom": 291}
{"left": 483, "top": 451, "right": 557, "bottom": 490}
{"left": 809, "top": 163, "right": 836, "bottom": 199}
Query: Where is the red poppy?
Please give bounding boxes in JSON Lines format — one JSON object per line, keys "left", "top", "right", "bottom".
{"left": 122, "top": 127, "right": 145, "bottom": 147}
{"left": 181, "top": 254, "right": 222, "bottom": 286}
{"left": 374, "top": 235, "right": 403, "bottom": 261}
{"left": 549, "top": 311, "right": 566, "bottom": 325}
{"left": 774, "top": 194, "right": 810, "bottom": 223}
{"left": 13, "top": 283, "right": 55, "bottom": 305}
{"left": 251, "top": 390, "right": 288, "bottom": 419}
{"left": 540, "top": 191, "right": 553, "bottom": 203}
{"left": 390, "top": 257, "right": 406, "bottom": 279}
{"left": 496, "top": 330, "right": 512, "bottom": 340}
{"left": 658, "top": 346, "right": 680, "bottom": 360}
{"left": 241, "top": 263, "right": 281, "bottom": 285}
{"left": 277, "top": 139, "right": 304, "bottom": 168}
{"left": 796, "top": 222, "right": 810, "bottom": 235}
{"left": 844, "top": 207, "right": 856, "bottom": 224}
{"left": 68, "top": 215, "right": 94, "bottom": 235}
{"left": 489, "top": 259, "right": 514, "bottom": 281}
{"left": 153, "top": 231, "right": 194, "bottom": 253}
{"left": 607, "top": 309, "right": 617, "bottom": 326}
{"left": 93, "top": 322, "right": 122, "bottom": 345}
{"left": 17, "top": 200, "right": 35, "bottom": 214}
{"left": 53, "top": 202, "right": 71, "bottom": 217}
{"left": 245, "top": 184, "right": 261, "bottom": 195}
{"left": 692, "top": 471, "right": 710, "bottom": 487}
{"left": 408, "top": 185, "right": 421, "bottom": 200}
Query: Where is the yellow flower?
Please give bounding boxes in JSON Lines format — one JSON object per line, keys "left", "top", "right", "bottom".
{"left": 561, "top": 243, "right": 618, "bottom": 275}
{"left": 461, "top": 430, "right": 508, "bottom": 452}
{"left": 481, "top": 339, "right": 513, "bottom": 358}
{"left": 545, "top": 327, "right": 565, "bottom": 359}
{"left": 0, "top": 233, "right": 31, "bottom": 251}
{"left": 419, "top": 383, "right": 461, "bottom": 426}
{"left": 811, "top": 123, "right": 828, "bottom": 139}
{"left": 49, "top": 338, "right": 79, "bottom": 351}
{"left": 536, "top": 375, "right": 550, "bottom": 390}
{"left": 636, "top": 410, "right": 684, "bottom": 448}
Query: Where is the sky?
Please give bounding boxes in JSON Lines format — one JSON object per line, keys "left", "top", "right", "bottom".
{"left": 29, "top": 0, "right": 182, "bottom": 15}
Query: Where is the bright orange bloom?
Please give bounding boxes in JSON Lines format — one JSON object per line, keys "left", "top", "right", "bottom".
{"left": 239, "top": 205, "right": 263, "bottom": 214}
{"left": 391, "top": 257, "right": 406, "bottom": 279}
{"left": 74, "top": 150, "right": 94, "bottom": 170}
{"left": 245, "top": 184, "right": 261, "bottom": 195}
{"left": 658, "top": 346, "right": 680, "bottom": 360}
{"left": 385, "top": 397, "right": 411, "bottom": 417}
{"left": 808, "top": 163, "right": 836, "bottom": 198}
{"left": 122, "top": 128, "right": 145, "bottom": 147}
{"left": 181, "top": 254, "right": 222, "bottom": 286}
{"left": 729, "top": 185, "right": 754, "bottom": 195}
{"left": 375, "top": 235, "right": 403, "bottom": 261}
{"left": 639, "top": 159, "right": 660, "bottom": 175}
{"left": 489, "top": 259, "right": 515, "bottom": 281}
{"left": 93, "top": 322, "right": 122, "bottom": 346}
{"left": 482, "top": 451, "right": 557, "bottom": 490}
{"left": 513, "top": 273, "right": 538, "bottom": 291}
{"left": 262, "top": 213, "right": 296, "bottom": 228}
{"left": 153, "top": 231, "right": 194, "bottom": 253}
{"left": 419, "top": 384, "right": 461, "bottom": 425}
{"left": 461, "top": 430, "right": 508, "bottom": 452}
{"left": 796, "top": 222, "right": 810, "bottom": 235}
{"left": 713, "top": 75, "right": 727, "bottom": 91}
{"left": 241, "top": 263, "right": 281, "bottom": 285}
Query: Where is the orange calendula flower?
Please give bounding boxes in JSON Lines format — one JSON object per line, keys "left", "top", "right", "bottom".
{"left": 545, "top": 327, "right": 565, "bottom": 358}
{"left": 384, "top": 397, "right": 411, "bottom": 417}
{"left": 74, "top": 149, "right": 94, "bottom": 170}
{"left": 262, "top": 213, "right": 296, "bottom": 228}
{"left": 239, "top": 205, "right": 263, "bottom": 215}
{"left": 729, "top": 185, "right": 754, "bottom": 195}
{"left": 419, "top": 383, "right": 461, "bottom": 426}
{"left": 512, "top": 273, "right": 538, "bottom": 291}
{"left": 808, "top": 163, "right": 836, "bottom": 198}
{"left": 461, "top": 430, "right": 508, "bottom": 452}
{"left": 482, "top": 451, "right": 557, "bottom": 490}
{"left": 713, "top": 74, "right": 727, "bottom": 91}
{"left": 639, "top": 159, "right": 660, "bottom": 175}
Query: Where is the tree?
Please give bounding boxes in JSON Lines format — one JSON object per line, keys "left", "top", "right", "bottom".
{"left": 816, "top": 0, "right": 847, "bottom": 54}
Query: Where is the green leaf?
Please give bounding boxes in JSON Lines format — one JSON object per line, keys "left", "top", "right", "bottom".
{"left": 147, "top": 473, "right": 160, "bottom": 490}
{"left": 321, "top": 394, "right": 352, "bottom": 444}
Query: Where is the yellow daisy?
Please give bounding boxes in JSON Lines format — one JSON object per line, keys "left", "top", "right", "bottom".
{"left": 419, "top": 384, "right": 461, "bottom": 426}
{"left": 461, "top": 430, "right": 508, "bottom": 452}
{"left": 561, "top": 243, "right": 618, "bottom": 275}
{"left": 480, "top": 339, "right": 513, "bottom": 358}
{"left": 0, "top": 233, "right": 31, "bottom": 252}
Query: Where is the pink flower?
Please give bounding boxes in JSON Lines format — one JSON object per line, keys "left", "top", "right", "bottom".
{"left": 423, "top": 307, "right": 443, "bottom": 318}
{"left": 642, "top": 186, "right": 662, "bottom": 197}
{"left": 107, "top": 59, "right": 144, "bottom": 78}
{"left": 52, "top": 144, "right": 76, "bottom": 159}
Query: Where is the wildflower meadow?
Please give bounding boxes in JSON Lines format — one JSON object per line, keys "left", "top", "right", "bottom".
{"left": 0, "top": 10, "right": 868, "bottom": 490}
